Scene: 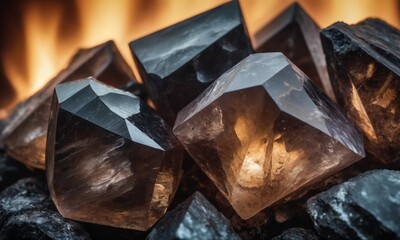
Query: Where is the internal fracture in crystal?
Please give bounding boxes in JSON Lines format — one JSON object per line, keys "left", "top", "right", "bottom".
{"left": 3, "top": 41, "right": 135, "bottom": 169}
{"left": 130, "top": 1, "right": 253, "bottom": 124}
{"left": 255, "top": 3, "right": 334, "bottom": 100}
{"left": 321, "top": 19, "right": 400, "bottom": 164}
{"left": 174, "top": 53, "right": 365, "bottom": 219}
{"left": 46, "top": 78, "right": 182, "bottom": 231}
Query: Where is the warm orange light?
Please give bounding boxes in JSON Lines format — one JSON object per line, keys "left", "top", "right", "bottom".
{"left": 0, "top": 0, "right": 399, "bottom": 117}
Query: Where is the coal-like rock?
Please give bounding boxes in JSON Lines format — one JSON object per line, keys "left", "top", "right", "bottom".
{"left": 147, "top": 192, "right": 240, "bottom": 240}
{"left": 255, "top": 3, "right": 333, "bottom": 100}
{"left": 272, "top": 228, "right": 320, "bottom": 240}
{"left": 2, "top": 40, "right": 135, "bottom": 169}
{"left": 321, "top": 19, "right": 400, "bottom": 164}
{"left": 47, "top": 78, "right": 183, "bottom": 231}
{"left": 0, "top": 209, "right": 90, "bottom": 240}
{"left": 307, "top": 170, "right": 400, "bottom": 239}
{"left": 174, "top": 53, "right": 365, "bottom": 219}
{"left": 0, "top": 178, "right": 53, "bottom": 225}
{"left": 130, "top": 1, "right": 253, "bottom": 123}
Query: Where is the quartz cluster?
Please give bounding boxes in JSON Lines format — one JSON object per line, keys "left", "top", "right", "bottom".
{"left": 46, "top": 78, "right": 183, "bottom": 231}
{"left": 130, "top": 1, "right": 253, "bottom": 123}
{"left": 255, "top": 3, "right": 334, "bottom": 100}
{"left": 174, "top": 53, "right": 365, "bottom": 219}
{"left": 321, "top": 19, "right": 400, "bottom": 164}
{"left": 2, "top": 41, "right": 135, "bottom": 169}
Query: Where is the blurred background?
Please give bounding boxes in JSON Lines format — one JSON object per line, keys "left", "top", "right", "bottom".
{"left": 0, "top": 0, "right": 399, "bottom": 117}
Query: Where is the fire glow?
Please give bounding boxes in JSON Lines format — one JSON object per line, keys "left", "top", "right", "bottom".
{"left": 0, "top": 0, "right": 399, "bottom": 118}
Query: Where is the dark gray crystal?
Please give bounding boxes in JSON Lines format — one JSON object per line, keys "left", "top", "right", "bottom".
{"left": 130, "top": 1, "right": 253, "bottom": 123}
{"left": 272, "top": 228, "right": 320, "bottom": 240}
{"left": 0, "top": 209, "right": 91, "bottom": 240}
{"left": 321, "top": 19, "right": 400, "bottom": 164}
{"left": 147, "top": 192, "right": 240, "bottom": 240}
{"left": 0, "top": 178, "right": 54, "bottom": 225}
{"left": 2, "top": 40, "right": 135, "bottom": 169}
{"left": 307, "top": 170, "right": 400, "bottom": 239}
{"left": 255, "top": 3, "right": 333, "bottom": 100}
{"left": 47, "top": 78, "right": 182, "bottom": 231}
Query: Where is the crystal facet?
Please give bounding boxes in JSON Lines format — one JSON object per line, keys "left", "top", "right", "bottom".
{"left": 173, "top": 53, "right": 365, "bottom": 219}
{"left": 130, "top": 1, "right": 253, "bottom": 123}
{"left": 147, "top": 192, "right": 240, "bottom": 240}
{"left": 321, "top": 19, "right": 400, "bottom": 164}
{"left": 46, "top": 78, "right": 183, "bottom": 231}
{"left": 254, "top": 3, "right": 334, "bottom": 100}
{"left": 3, "top": 41, "right": 135, "bottom": 169}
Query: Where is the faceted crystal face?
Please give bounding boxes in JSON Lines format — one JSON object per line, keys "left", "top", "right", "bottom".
{"left": 173, "top": 53, "right": 365, "bottom": 219}
{"left": 254, "top": 3, "right": 334, "bottom": 101}
{"left": 3, "top": 41, "right": 136, "bottom": 169}
{"left": 46, "top": 78, "right": 182, "bottom": 231}
{"left": 321, "top": 19, "right": 400, "bottom": 164}
{"left": 130, "top": 1, "right": 253, "bottom": 124}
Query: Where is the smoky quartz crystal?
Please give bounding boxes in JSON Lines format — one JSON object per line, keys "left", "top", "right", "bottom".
{"left": 174, "top": 53, "right": 365, "bottom": 219}
{"left": 46, "top": 78, "right": 182, "bottom": 231}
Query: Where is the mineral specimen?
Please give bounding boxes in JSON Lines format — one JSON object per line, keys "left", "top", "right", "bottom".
{"left": 46, "top": 78, "right": 183, "bottom": 231}
{"left": 0, "top": 178, "right": 54, "bottom": 225}
{"left": 307, "top": 170, "right": 400, "bottom": 239}
{"left": 321, "top": 19, "right": 400, "bottom": 164}
{"left": 130, "top": 1, "right": 253, "bottom": 123}
{"left": 254, "top": 3, "right": 334, "bottom": 100}
{"left": 1, "top": 209, "right": 91, "bottom": 240}
{"left": 0, "top": 150, "right": 31, "bottom": 191}
{"left": 173, "top": 53, "right": 365, "bottom": 219}
{"left": 272, "top": 228, "right": 320, "bottom": 240}
{"left": 3, "top": 40, "right": 135, "bottom": 169}
{"left": 147, "top": 192, "right": 240, "bottom": 240}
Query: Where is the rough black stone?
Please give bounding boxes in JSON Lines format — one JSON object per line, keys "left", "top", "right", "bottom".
{"left": 130, "top": 1, "right": 253, "bottom": 123}
{"left": 307, "top": 170, "right": 400, "bottom": 239}
{"left": 255, "top": 3, "right": 333, "bottom": 99}
{"left": 321, "top": 19, "right": 400, "bottom": 164}
{"left": 0, "top": 151, "right": 31, "bottom": 191}
{"left": 272, "top": 228, "right": 320, "bottom": 240}
{"left": 0, "top": 209, "right": 90, "bottom": 240}
{"left": 147, "top": 192, "right": 240, "bottom": 240}
{"left": 0, "top": 178, "right": 53, "bottom": 226}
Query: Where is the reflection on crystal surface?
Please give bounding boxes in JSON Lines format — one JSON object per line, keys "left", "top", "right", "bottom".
{"left": 255, "top": 3, "right": 334, "bottom": 101}
{"left": 174, "top": 53, "right": 364, "bottom": 219}
{"left": 46, "top": 78, "right": 182, "bottom": 230}
{"left": 321, "top": 19, "right": 400, "bottom": 164}
{"left": 3, "top": 41, "right": 135, "bottom": 169}
{"left": 130, "top": 1, "right": 253, "bottom": 123}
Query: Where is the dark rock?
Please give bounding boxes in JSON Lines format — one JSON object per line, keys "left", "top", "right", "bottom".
{"left": 0, "top": 151, "right": 31, "bottom": 191}
{"left": 307, "top": 170, "right": 400, "bottom": 239}
{"left": 130, "top": 1, "right": 253, "bottom": 123}
{"left": 321, "top": 18, "right": 400, "bottom": 164}
{"left": 272, "top": 228, "right": 320, "bottom": 240}
{"left": 147, "top": 192, "right": 240, "bottom": 240}
{"left": 255, "top": 3, "right": 333, "bottom": 100}
{"left": 0, "top": 178, "right": 53, "bottom": 225}
{"left": 0, "top": 209, "right": 90, "bottom": 240}
{"left": 2, "top": 40, "right": 135, "bottom": 169}
{"left": 47, "top": 78, "right": 182, "bottom": 231}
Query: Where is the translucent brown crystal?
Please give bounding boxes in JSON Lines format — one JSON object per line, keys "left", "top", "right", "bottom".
{"left": 254, "top": 3, "right": 334, "bottom": 100}
{"left": 321, "top": 19, "right": 400, "bottom": 164}
{"left": 3, "top": 41, "right": 135, "bottom": 169}
{"left": 46, "top": 78, "right": 182, "bottom": 231}
{"left": 173, "top": 53, "right": 365, "bottom": 219}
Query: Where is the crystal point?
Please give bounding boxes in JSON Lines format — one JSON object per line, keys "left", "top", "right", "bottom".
{"left": 174, "top": 53, "right": 364, "bottom": 219}
{"left": 255, "top": 3, "right": 334, "bottom": 100}
{"left": 130, "top": 1, "right": 253, "bottom": 123}
{"left": 3, "top": 41, "right": 135, "bottom": 169}
{"left": 321, "top": 19, "right": 400, "bottom": 164}
{"left": 46, "top": 78, "right": 182, "bottom": 231}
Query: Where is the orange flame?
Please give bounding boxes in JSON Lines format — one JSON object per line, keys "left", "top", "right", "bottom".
{"left": 0, "top": 0, "right": 399, "bottom": 117}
